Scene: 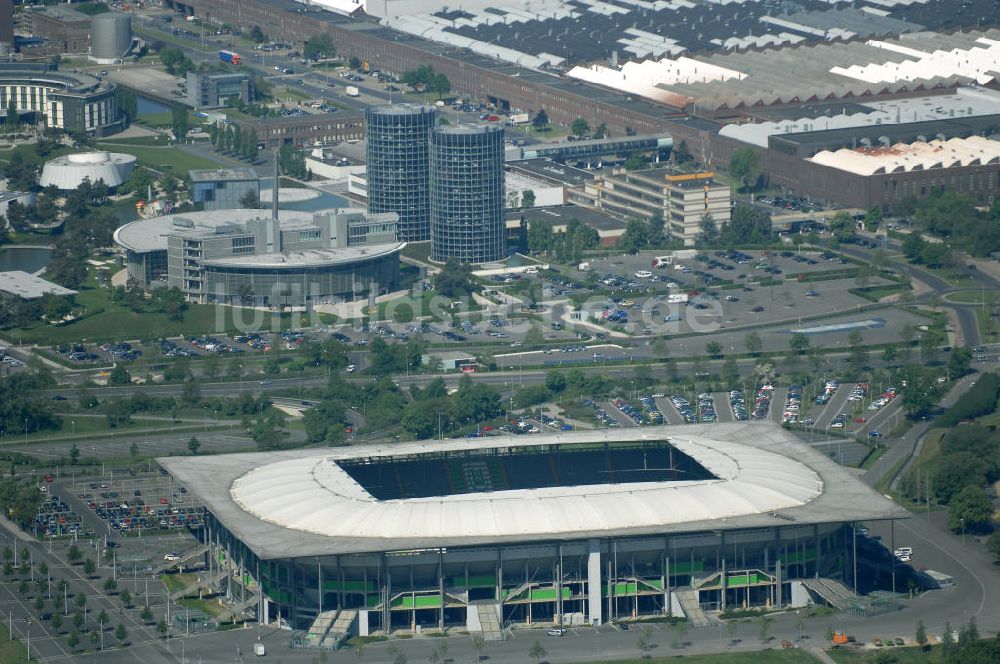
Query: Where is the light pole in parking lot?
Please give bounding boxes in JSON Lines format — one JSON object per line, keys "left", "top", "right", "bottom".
{"left": 960, "top": 518, "right": 965, "bottom": 546}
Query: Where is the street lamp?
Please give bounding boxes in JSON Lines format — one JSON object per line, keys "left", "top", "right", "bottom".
{"left": 960, "top": 517, "right": 966, "bottom": 546}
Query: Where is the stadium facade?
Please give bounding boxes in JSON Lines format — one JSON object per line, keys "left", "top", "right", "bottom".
{"left": 160, "top": 424, "right": 905, "bottom": 638}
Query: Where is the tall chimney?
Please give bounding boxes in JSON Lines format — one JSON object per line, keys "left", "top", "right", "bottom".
{"left": 271, "top": 150, "right": 280, "bottom": 252}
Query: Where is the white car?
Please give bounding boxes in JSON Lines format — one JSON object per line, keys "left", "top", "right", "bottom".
{"left": 634, "top": 270, "right": 652, "bottom": 279}
{"left": 345, "top": 364, "right": 357, "bottom": 373}
{"left": 163, "top": 553, "right": 181, "bottom": 561}
{"left": 547, "top": 629, "right": 566, "bottom": 637}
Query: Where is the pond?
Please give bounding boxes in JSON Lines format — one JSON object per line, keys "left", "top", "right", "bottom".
{"left": 0, "top": 247, "right": 52, "bottom": 274}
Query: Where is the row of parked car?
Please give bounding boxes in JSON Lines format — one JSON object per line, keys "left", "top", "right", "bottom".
{"left": 730, "top": 390, "right": 749, "bottom": 421}
{"left": 781, "top": 385, "right": 803, "bottom": 424}
{"left": 668, "top": 395, "right": 697, "bottom": 424}
{"left": 696, "top": 392, "right": 717, "bottom": 422}
{"left": 638, "top": 395, "right": 665, "bottom": 424}
{"left": 611, "top": 398, "right": 647, "bottom": 426}
{"left": 750, "top": 385, "right": 774, "bottom": 420}
{"left": 583, "top": 398, "right": 620, "bottom": 428}
{"left": 33, "top": 495, "right": 92, "bottom": 539}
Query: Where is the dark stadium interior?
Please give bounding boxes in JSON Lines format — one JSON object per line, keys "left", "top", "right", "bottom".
{"left": 336, "top": 441, "right": 717, "bottom": 500}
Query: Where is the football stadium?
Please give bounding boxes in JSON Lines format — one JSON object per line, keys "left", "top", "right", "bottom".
{"left": 159, "top": 423, "right": 906, "bottom": 642}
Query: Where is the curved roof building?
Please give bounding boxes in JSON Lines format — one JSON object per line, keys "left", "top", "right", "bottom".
{"left": 114, "top": 207, "right": 403, "bottom": 307}
{"left": 160, "top": 423, "right": 907, "bottom": 632}
{"left": 0, "top": 64, "right": 123, "bottom": 136}
{"left": 40, "top": 152, "right": 136, "bottom": 190}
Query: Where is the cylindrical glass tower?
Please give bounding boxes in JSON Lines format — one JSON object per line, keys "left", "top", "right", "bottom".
{"left": 430, "top": 124, "right": 506, "bottom": 264}
{"left": 364, "top": 104, "right": 436, "bottom": 242}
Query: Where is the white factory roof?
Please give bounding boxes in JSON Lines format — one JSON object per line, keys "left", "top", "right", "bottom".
{"left": 0, "top": 271, "right": 77, "bottom": 299}
{"left": 831, "top": 36, "right": 1000, "bottom": 86}
{"left": 719, "top": 87, "right": 1000, "bottom": 148}
{"left": 567, "top": 57, "right": 747, "bottom": 105}
{"left": 39, "top": 152, "right": 136, "bottom": 190}
{"left": 159, "top": 423, "right": 907, "bottom": 559}
{"left": 809, "top": 135, "right": 1000, "bottom": 175}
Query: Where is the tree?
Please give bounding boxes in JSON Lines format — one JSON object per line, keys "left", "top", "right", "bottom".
{"left": 619, "top": 218, "right": 650, "bottom": 254}
{"left": 624, "top": 151, "right": 649, "bottom": 171}
{"left": 250, "top": 25, "right": 266, "bottom": 42}
{"left": 529, "top": 639, "right": 547, "bottom": 664}
{"left": 120, "top": 588, "right": 132, "bottom": 608}
{"left": 156, "top": 618, "right": 168, "bottom": 638}
{"left": 864, "top": 207, "right": 883, "bottom": 232}
{"left": 303, "top": 33, "right": 335, "bottom": 60}
{"left": 698, "top": 215, "right": 720, "bottom": 245}
{"left": 948, "top": 485, "right": 994, "bottom": 532}
{"left": 570, "top": 118, "right": 590, "bottom": 136}
{"left": 72, "top": 611, "right": 84, "bottom": 631}
{"left": 545, "top": 370, "right": 567, "bottom": 393}
{"left": 948, "top": 346, "right": 972, "bottom": 378}
{"left": 789, "top": 332, "right": 810, "bottom": 354}
{"left": 103, "top": 577, "right": 117, "bottom": 594}
{"left": 987, "top": 531, "right": 1000, "bottom": 562}
{"left": 108, "top": 364, "right": 131, "bottom": 386}
{"left": 187, "top": 436, "right": 201, "bottom": 455}
{"left": 729, "top": 147, "right": 760, "bottom": 191}
{"left": 915, "top": 620, "right": 928, "bottom": 651}
{"left": 706, "top": 341, "right": 722, "bottom": 358}
{"left": 115, "top": 622, "right": 127, "bottom": 645}
{"left": 902, "top": 232, "right": 926, "bottom": 261}
{"left": 433, "top": 259, "right": 475, "bottom": 298}
{"left": 67, "top": 545, "right": 81, "bottom": 564}
{"left": 828, "top": 211, "right": 856, "bottom": 243}
{"left": 51, "top": 611, "right": 63, "bottom": 633}
{"left": 140, "top": 605, "right": 154, "bottom": 623}
{"left": 68, "top": 630, "right": 80, "bottom": 649}
{"left": 532, "top": 109, "right": 548, "bottom": 129}
{"left": 5, "top": 97, "right": 20, "bottom": 134}
{"left": 82, "top": 558, "right": 96, "bottom": 577}
{"left": 520, "top": 189, "right": 535, "bottom": 210}
{"left": 170, "top": 104, "right": 189, "bottom": 142}
{"left": 744, "top": 332, "right": 762, "bottom": 356}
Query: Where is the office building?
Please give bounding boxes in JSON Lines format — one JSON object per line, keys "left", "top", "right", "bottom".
{"left": 576, "top": 168, "right": 731, "bottom": 246}
{"left": 364, "top": 104, "right": 436, "bottom": 242}
{"left": 430, "top": 124, "right": 506, "bottom": 264}
{"left": 0, "top": 64, "right": 123, "bottom": 136}
{"left": 21, "top": 6, "right": 91, "bottom": 53}
{"left": 189, "top": 168, "right": 260, "bottom": 211}
{"left": 113, "top": 208, "right": 402, "bottom": 308}
{"left": 0, "top": 0, "right": 14, "bottom": 48}
{"left": 186, "top": 71, "right": 253, "bottom": 109}
{"left": 232, "top": 113, "right": 364, "bottom": 150}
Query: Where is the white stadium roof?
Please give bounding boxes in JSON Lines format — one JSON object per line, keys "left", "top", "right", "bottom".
{"left": 160, "top": 423, "right": 907, "bottom": 559}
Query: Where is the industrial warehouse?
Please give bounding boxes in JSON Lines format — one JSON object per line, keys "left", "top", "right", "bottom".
{"left": 158, "top": 423, "right": 906, "bottom": 643}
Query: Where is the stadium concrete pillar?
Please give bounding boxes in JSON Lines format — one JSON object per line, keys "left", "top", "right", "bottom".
{"left": 438, "top": 552, "right": 445, "bottom": 631}
{"left": 813, "top": 524, "right": 820, "bottom": 579}
{"left": 317, "top": 559, "right": 323, "bottom": 616}
{"left": 720, "top": 531, "right": 727, "bottom": 613}
{"left": 763, "top": 547, "right": 770, "bottom": 608}
{"left": 555, "top": 544, "right": 564, "bottom": 626}
{"left": 587, "top": 539, "right": 602, "bottom": 625}
{"left": 775, "top": 559, "right": 783, "bottom": 609}
{"left": 382, "top": 554, "right": 391, "bottom": 634}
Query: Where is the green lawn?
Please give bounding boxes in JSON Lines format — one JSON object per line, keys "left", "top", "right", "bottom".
{"left": 401, "top": 241, "right": 433, "bottom": 264}
{"left": 945, "top": 289, "right": 1000, "bottom": 305}
{"left": 826, "top": 644, "right": 943, "bottom": 663}
{"left": 0, "top": 627, "right": 30, "bottom": 663}
{"left": 577, "top": 650, "right": 815, "bottom": 664}
{"left": 95, "top": 142, "right": 222, "bottom": 174}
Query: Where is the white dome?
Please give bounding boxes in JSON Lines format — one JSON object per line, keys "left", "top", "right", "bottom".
{"left": 40, "top": 152, "right": 137, "bottom": 190}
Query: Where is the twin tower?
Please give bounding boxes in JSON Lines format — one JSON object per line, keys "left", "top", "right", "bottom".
{"left": 364, "top": 105, "right": 507, "bottom": 264}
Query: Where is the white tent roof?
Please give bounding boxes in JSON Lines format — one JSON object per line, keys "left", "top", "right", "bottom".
{"left": 809, "top": 135, "right": 1000, "bottom": 175}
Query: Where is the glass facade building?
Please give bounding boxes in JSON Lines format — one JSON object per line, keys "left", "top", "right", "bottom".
{"left": 189, "top": 168, "right": 260, "bottom": 211}
{"left": 364, "top": 105, "right": 436, "bottom": 242}
{"left": 430, "top": 124, "right": 506, "bottom": 263}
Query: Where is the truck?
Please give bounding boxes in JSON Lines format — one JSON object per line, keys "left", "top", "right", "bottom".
{"left": 345, "top": 86, "right": 360, "bottom": 97}
{"left": 509, "top": 112, "right": 530, "bottom": 125}
{"left": 667, "top": 293, "right": 689, "bottom": 304}
{"left": 219, "top": 50, "right": 241, "bottom": 65}
{"left": 253, "top": 641, "right": 266, "bottom": 656}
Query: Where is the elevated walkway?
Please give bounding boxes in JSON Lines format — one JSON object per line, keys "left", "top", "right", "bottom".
{"left": 323, "top": 609, "right": 357, "bottom": 648}
{"left": 801, "top": 578, "right": 855, "bottom": 611}
{"left": 216, "top": 593, "right": 260, "bottom": 623}
{"left": 154, "top": 544, "right": 208, "bottom": 573}
{"left": 472, "top": 600, "right": 504, "bottom": 641}
{"left": 674, "top": 587, "right": 713, "bottom": 628}
{"left": 304, "top": 610, "right": 338, "bottom": 648}
{"left": 169, "top": 567, "right": 227, "bottom": 601}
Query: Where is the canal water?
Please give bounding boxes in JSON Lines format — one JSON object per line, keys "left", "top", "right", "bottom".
{"left": 0, "top": 247, "right": 52, "bottom": 274}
